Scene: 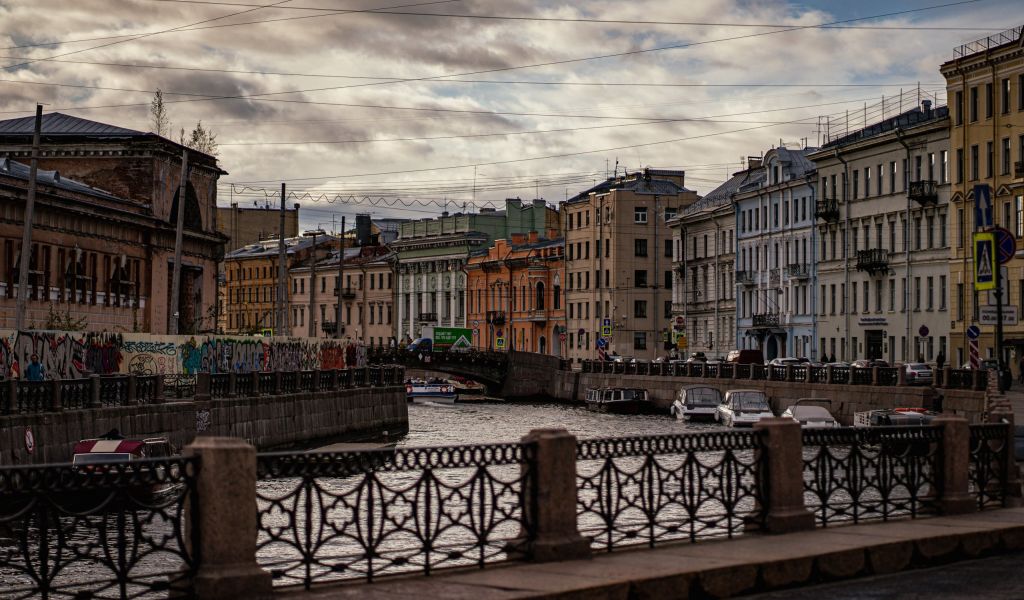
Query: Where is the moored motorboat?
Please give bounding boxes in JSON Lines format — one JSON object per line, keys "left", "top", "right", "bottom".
{"left": 405, "top": 378, "right": 457, "bottom": 404}
{"left": 584, "top": 387, "right": 652, "bottom": 414}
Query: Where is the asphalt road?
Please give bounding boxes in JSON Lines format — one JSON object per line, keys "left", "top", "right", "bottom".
{"left": 741, "top": 551, "right": 1024, "bottom": 600}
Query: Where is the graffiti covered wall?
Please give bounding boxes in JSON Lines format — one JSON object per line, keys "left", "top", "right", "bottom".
{"left": 0, "top": 330, "right": 368, "bottom": 379}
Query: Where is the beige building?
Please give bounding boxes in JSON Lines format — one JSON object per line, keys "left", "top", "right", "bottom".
{"left": 809, "top": 99, "right": 951, "bottom": 364}
{"left": 290, "top": 245, "right": 395, "bottom": 346}
{"left": 669, "top": 168, "right": 746, "bottom": 359}
{"left": 941, "top": 26, "right": 1024, "bottom": 370}
{"left": 563, "top": 169, "right": 698, "bottom": 361}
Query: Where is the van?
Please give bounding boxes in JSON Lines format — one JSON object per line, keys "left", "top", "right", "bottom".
{"left": 726, "top": 349, "right": 764, "bottom": 365}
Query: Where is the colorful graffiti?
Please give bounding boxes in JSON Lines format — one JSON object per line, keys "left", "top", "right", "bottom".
{"left": 0, "top": 330, "right": 367, "bottom": 379}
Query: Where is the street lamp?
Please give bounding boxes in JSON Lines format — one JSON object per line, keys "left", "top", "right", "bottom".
{"left": 303, "top": 228, "right": 326, "bottom": 338}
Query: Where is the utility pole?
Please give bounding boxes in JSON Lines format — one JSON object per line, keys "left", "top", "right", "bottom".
{"left": 336, "top": 215, "right": 346, "bottom": 339}
{"left": 169, "top": 147, "right": 189, "bottom": 335}
{"left": 14, "top": 104, "right": 42, "bottom": 332}
{"left": 276, "top": 183, "right": 288, "bottom": 336}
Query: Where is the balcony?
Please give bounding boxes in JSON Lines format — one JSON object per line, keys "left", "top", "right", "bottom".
{"left": 486, "top": 311, "right": 506, "bottom": 326}
{"left": 785, "top": 263, "right": 809, "bottom": 279}
{"left": 321, "top": 321, "right": 343, "bottom": 334}
{"left": 526, "top": 309, "right": 548, "bottom": 322}
{"left": 1016, "top": 161, "right": 1024, "bottom": 179}
{"left": 752, "top": 313, "right": 780, "bottom": 328}
{"left": 856, "top": 248, "right": 890, "bottom": 276}
{"left": 736, "top": 271, "right": 755, "bottom": 286}
{"left": 815, "top": 200, "right": 839, "bottom": 223}
{"left": 908, "top": 180, "right": 938, "bottom": 205}
{"left": 333, "top": 287, "right": 356, "bottom": 299}
{"left": 769, "top": 269, "right": 781, "bottom": 287}
{"left": 418, "top": 312, "right": 437, "bottom": 322}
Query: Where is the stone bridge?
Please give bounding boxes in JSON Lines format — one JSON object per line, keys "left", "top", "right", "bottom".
{"left": 368, "top": 349, "right": 520, "bottom": 392}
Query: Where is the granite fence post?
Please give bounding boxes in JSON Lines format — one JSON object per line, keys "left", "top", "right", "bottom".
{"left": 183, "top": 437, "right": 273, "bottom": 599}
{"left": 89, "top": 374, "right": 102, "bottom": 408}
{"left": 127, "top": 374, "right": 138, "bottom": 406}
{"left": 154, "top": 376, "right": 165, "bottom": 403}
{"left": 195, "top": 373, "right": 211, "bottom": 403}
{"left": 227, "top": 373, "right": 237, "bottom": 398}
{"left": 510, "top": 428, "right": 591, "bottom": 562}
{"left": 934, "top": 416, "right": 975, "bottom": 515}
{"left": 48, "top": 380, "right": 62, "bottom": 412}
{"left": 751, "top": 418, "right": 815, "bottom": 533}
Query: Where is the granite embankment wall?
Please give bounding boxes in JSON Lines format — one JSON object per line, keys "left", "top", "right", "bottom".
{"left": 0, "top": 386, "right": 407, "bottom": 465}
{"left": 500, "top": 353, "right": 988, "bottom": 424}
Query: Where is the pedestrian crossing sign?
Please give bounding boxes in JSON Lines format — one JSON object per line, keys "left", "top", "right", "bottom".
{"left": 495, "top": 337, "right": 506, "bottom": 350}
{"left": 973, "top": 232, "right": 996, "bottom": 291}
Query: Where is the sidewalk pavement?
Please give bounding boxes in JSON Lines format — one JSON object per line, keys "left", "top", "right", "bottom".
{"left": 276, "top": 509, "right": 1024, "bottom": 600}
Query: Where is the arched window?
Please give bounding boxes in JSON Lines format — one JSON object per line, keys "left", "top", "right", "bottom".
{"left": 536, "top": 282, "right": 545, "bottom": 310}
{"left": 552, "top": 274, "right": 561, "bottom": 310}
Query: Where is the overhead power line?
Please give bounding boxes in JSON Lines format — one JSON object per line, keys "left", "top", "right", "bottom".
{"left": 0, "top": 1, "right": 974, "bottom": 117}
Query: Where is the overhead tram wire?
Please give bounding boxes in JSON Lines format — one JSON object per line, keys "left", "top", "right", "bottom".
{"left": 0, "top": 2, "right": 971, "bottom": 116}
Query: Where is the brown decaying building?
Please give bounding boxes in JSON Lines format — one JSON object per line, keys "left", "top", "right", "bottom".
{"left": 0, "top": 113, "right": 227, "bottom": 333}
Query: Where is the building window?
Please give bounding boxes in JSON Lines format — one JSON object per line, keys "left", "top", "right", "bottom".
{"left": 956, "top": 148, "right": 964, "bottom": 183}
{"left": 664, "top": 300, "right": 672, "bottom": 319}
{"left": 940, "top": 275, "right": 947, "bottom": 310}
{"left": 1002, "top": 137, "right": 1011, "bottom": 175}
{"left": 634, "top": 300, "right": 647, "bottom": 318}
{"left": 955, "top": 90, "right": 963, "bottom": 125}
{"left": 985, "top": 82, "right": 993, "bottom": 119}
{"left": 987, "top": 141, "right": 994, "bottom": 178}
{"left": 664, "top": 238, "right": 673, "bottom": 258}
{"left": 633, "top": 331, "right": 647, "bottom": 351}
{"left": 889, "top": 161, "right": 896, "bottom": 194}
{"left": 634, "top": 239, "right": 648, "bottom": 257}
{"left": 940, "top": 150, "right": 948, "bottom": 183}
{"left": 634, "top": 270, "right": 647, "bottom": 287}
{"left": 634, "top": 207, "right": 648, "bottom": 223}
{"left": 970, "top": 86, "right": 978, "bottom": 122}
{"left": 971, "top": 145, "right": 979, "bottom": 180}
{"left": 1002, "top": 78, "right": 1011, "bottom": 114}
{"left": 853, "top": 170, "right": 859, "bottom": 199}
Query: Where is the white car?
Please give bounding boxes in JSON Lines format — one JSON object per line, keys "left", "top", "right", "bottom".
{"left": 767, "top": 357, "right": 803, "bottom": 367}
{"left": 671, "top": 385, "right": 723, "bottom": 421}
{"left": 781, "top": 400, "right": 840, "bottom": 429}
{"left": 717, "top": 390, "right": 774, "bottom": 427}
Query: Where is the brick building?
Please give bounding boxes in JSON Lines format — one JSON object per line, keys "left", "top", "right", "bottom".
{"left": 465, "top": 232, "right": 565, "bottom": 355}
{"left": 218, "top": 203, "right": 300, "bottom": 253}
{"left": 0, "top": 113, "right": 226, "bottom": 333}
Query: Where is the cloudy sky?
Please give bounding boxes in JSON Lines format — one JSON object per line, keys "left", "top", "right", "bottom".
{"left": 0, "top": 0, "right": 1017, "bottom": 231}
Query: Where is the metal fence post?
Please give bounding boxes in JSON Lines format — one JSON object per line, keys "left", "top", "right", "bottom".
{"left": 511, "top": 428, "right": 591, "bottom": 562}
{"left": 934, "top": 416, "right": 975, "bottom": 514}
{"left": 127, "top": 374, "right": 138, "bottom": 405}
{"left": 183, "top": 437, "right": 273, "bottom": 598}
{"left": 751, "top": 418, "right": 815, "bottom": 533}
{"left": 227, "top": 372, "right": 237, "bottom": 398}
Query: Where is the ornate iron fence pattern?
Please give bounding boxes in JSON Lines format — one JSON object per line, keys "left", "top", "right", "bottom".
{"left": 135, "top": 375, "right": 158, "bottom": 404}
{"left": 162, "top": 375, "right": 195, "bottom": 399}
{"left": 802, "top": 426, "right": 941, "bottom": 525}
{"left": 831, "top": 366, "right": 850, "bottom": 384}
{"left": 969, "top": 423, "right": 1009, "bottom": 509}
{"left": 60, "top": 378, "right": 91, "bottom": 409}
{"left": 210, "top": 373, "right": 230, "bottom": 398}
{"left": 255, "top": 443, "right": 532, "bottom": 587}
{"left": 257, "top": 372, "right": 276, "bottom": 395}
{"left": 298, "top": 371, "right": 316, "bottom": 392}
{"left": 0, "top": 457, "right": 199, "bottom": 599}
{"left": 850, "top": 367, "right": 873, "bottom": 386}
{"left": 576, "top": 432, "right": 762, "bottom": 551}
{"left": 16, "top": 381, "right": 48, "bottom": 412}
{"left": 809, "top": 366, "right": 828, "bottom": 383}
{"left": 98, "top": 377, "right": 129, "bottom": 406}
{"left": 877, "top": 368, "right": 899, "bottom": 386}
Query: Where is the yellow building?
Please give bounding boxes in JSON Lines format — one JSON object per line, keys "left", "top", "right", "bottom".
{"left": 941, "top": 26, "right": 1024, "bottom": 370}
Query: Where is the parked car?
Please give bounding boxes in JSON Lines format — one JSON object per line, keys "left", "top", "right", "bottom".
{"left": 767, "top": 357, "right": 802, "bottom": 367}
{"left": 826, "top": 361, "right": 851, "bottom": 368}
{"left": 686, "top": 352, "right": 708, "bottom": 363}
{"left": 851, "top": 359, "right": 890, "bottom": 369}
{"left": 609, "top": 355, "right": 634, "bottom": 363}
{"left": 671, "top": 385, "right": 723, "bottom": 421}
{"left": 717, "top": 389, "right": 774, "bottom": 427}
{"left": 781, "top": 399, "right": 839, "bottom": 429}
{"left": 904, "top": 362, "right": 934, "bottom": 386}
{"left": 726, "top": 349, "right": 765, "bottom": 365}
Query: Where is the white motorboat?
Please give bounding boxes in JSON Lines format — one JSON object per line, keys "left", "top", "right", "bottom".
{"left": 405, "top": 378, "right": 457, "bottom": 404}
{"left": 717, "top": 389, "right": 774, "bottom": 427}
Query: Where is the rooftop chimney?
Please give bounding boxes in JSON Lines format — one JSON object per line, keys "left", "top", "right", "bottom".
{"left": 355, "top": 213, "right": 372, "bottom": 246}
{"left": 922, "top": 99, "right": 932, "bottom": 117}
{"left": 510, "top": 232, "right": 526, "bottom": 245}
{"left": 528, "top": 231, "right": 539, "bottom": 243}
{"left": 747, "top": 156, "right": 763, "bottom": 170}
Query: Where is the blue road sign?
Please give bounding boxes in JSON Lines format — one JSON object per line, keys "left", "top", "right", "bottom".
{"left": 967, "top": 325, "right": 981, "bottom": 340}
{"left": 596, "top": 337, "right": 607, "bottom": 349}
{"left": 974, "top": 184, "right": 993, "bottom": 229}
{"left": 994, "top": 226, "right": 1017, "bottom": 265}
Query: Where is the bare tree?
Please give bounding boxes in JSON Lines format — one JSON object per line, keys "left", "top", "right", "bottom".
{"left": 179, "top": 121, "right": 218, "bottom": 156}
{"left": 150, "top": 89, "right": 171, "bottom": 136}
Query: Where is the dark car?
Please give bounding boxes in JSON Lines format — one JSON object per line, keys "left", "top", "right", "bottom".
{"left": 726, "top": 349, "right": 764, "bottom": 365}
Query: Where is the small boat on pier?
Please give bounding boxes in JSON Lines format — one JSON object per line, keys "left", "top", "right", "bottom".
{"left": 584, "top": 387, "right": 653, "bottom": 415}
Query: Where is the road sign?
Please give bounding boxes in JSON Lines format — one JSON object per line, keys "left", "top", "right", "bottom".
{"left": 601, "top": 325, "right": 611, "bottom": 337}
{"left": 578, "top": 328, "right": 585, "bottom": 336}
{"left": 918, "top": 325, "right": 929, "bottom": 337}
{"left": 980, "top": 306, "right": 1019, "bottom": 326}
{"left": 967, "top": 324, "right": 981, "bottom": 340}
{"left": 973, "top": 232, "right": 996, "bottom": 291}
{"left": 974, "top": 184, "right": 993, "bottom": 229}
{"left": 994, "top": 227, "right": 1017, "bottom": 264}
{"left": 969, "top": 339, "right": 980, "bottom": 369}
{"left": 602, "top": 317, "right": 612, "bottom": 328}
{"left": 559, "top": 333, "right": 566, "bottom": 342}
{"left": 674, "top": 316, "right": 684, "bottom": 325}
{"left": 495, "top": 337, "right": 505, "bottom": 349}
{"left": 596, "top": 337, "right": 607, "bottom": 349}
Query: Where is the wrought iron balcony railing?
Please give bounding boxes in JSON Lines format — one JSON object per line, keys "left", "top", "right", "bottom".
{"left": 769, "top": 269, "right": 781, "bottom": 286}
{"left": 736, "top": 270, "right": 755, "bottom": 286}
{"left": 417, "top": 312, "right": 437, "bottom": 322}
{"left": 752, "top": 313, "right": 780, "bottom": 328}
{"left": 333, "top": 287, "right": 357, "bottom": 299}
{"left": 856, "top": 248, "right": 890, "bottom": 276}
{"left": 908, "top": 180, "right": 938, "bottom": 205}
{"left": 815, "top": 199, "right": 840, "bottom": 222}
{"left": 785, "top": 263, "right": 810, "bottom": 279}
{"left": 486, "top": 310, "right": 506, "bottom": 325}
{"left": 527, "top": 309, "right": 548, "bottom": 322}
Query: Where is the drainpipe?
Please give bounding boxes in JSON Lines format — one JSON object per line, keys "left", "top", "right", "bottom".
{"left": 835, "top": 148, "right": 850, "bottom": 360}
{"left": 714, "top": 215, "right": 721, "bottom": 358}
{"left": 896, "top": 128, "right": 913, "bottom": 363}
{"left": 807, "top": 172, "right": 818, "bottom": 361}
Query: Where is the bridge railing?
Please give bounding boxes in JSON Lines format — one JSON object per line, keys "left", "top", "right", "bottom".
{"left": 1, "top": 417, "right": 1016, "bottom": 598}
{"left": 1, "top": 367, "right": 407, "bottom": 414}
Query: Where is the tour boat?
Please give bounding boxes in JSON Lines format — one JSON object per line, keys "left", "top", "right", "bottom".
{"left": 584, "top": 387, "right": 652, "bottom": 415}
{"left": 65, "top": 434, "right": 183, "bottom": 509}
{"left": 405, "top": 379, "right": 457, "bottom": 404}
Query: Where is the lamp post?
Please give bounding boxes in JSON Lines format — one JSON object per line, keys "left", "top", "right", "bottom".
{"left": 302, "top": 228, "right": 326, "bottom": 338}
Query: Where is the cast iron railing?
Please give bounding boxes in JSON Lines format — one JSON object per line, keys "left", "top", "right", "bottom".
{"left": 575, "top": 431, "right": 762, "bottom": 551}
{"left": 809, "top": 365, "right": 828, "bottom": 383}
{"left": 136, "top": 375, "right": 159, "bottom": 404}
{"left": 969, "top": 423, "right": 1009, "bottom": 509}
{"left": 298, "top": 370, "right": 316, "bottom": 392}
{"left": 257, "top": 372, "right": 276, "bottom": 395}
{"left": 850, "top": 367, "right": 873, "bottom": 385}
{"left": 236, "top": 373, "right": 255, "bottom": 396}
{"left": 163, "top": 374, "right": 195, "bottom": 399}
{"left": 0, "top": 457, "right": 199, "bottom": 599}
{"left": 254, "top": 442, "right": 532, "bottom": 587}
{"left": 802, "top": 426, "right": 941, "bottom": 525}
{"left": 15, "top": 380, "right": 48, "bottom": 412}
{"left": 831, "top": 366, "right": 850, "bottom": 384}
{"left": 98, "top": 376, "right": 129, "bottom": 405}
{"left": 210, "top": 373, "right": 230, "bottom": 398}
{"left": 60, "top": 378, "right": 91, "bottom": 409}
{"left": 878, "top": 367, "right": 899, "bottom": 386}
